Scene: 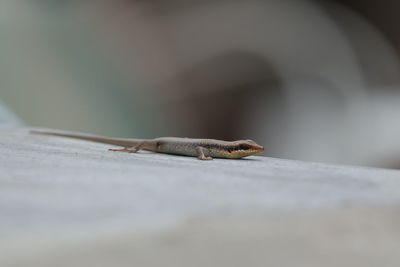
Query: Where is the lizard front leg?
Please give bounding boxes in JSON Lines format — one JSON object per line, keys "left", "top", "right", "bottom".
{"left": 196, "top": 146, "right": 213, "bottom": 160}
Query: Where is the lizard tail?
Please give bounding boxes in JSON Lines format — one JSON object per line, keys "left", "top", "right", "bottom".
{"left": 30, "top": 130, "right": 143, "bottom": 147}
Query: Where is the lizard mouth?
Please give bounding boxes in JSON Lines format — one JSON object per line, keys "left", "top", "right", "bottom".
{"left": 249, "top": 144, "right": 264, "bottom": 155}
{"left": 253, "top": 144, "right": 264, "bottom": 152}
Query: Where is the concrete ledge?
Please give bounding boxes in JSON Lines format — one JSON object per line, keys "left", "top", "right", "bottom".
{"left": 1, "top": 127, "right": 400, "bottom": 266}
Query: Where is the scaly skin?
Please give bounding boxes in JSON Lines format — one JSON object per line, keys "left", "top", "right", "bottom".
{"left": 31, "top": 130, "right": 264, "bottom": 160}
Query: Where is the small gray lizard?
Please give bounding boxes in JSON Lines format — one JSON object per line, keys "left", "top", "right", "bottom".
{"left": 31, "top": 130, "right": 264, "bottom": 160}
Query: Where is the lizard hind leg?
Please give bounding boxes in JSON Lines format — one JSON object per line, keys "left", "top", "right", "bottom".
{"left": 109, "top": 142, "right": 145, "bottom": 153}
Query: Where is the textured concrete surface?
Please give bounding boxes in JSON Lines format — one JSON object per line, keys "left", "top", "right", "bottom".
{"left": 1, "top": 127, "right": 400, "bottom": 266}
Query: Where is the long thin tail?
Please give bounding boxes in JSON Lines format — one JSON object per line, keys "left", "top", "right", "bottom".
{"left": 30, "top": 130, "right": 143, "bottom": 147}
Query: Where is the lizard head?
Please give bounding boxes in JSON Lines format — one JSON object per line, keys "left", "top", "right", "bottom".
{"left": 230, "top": 139, "right": 264, "bottom": 158}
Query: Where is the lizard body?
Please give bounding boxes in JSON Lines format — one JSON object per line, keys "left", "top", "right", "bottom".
{"left": 31, "top": 130, "right": 264, "bottom": 160}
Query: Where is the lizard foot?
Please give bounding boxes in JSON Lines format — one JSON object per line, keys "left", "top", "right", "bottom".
{"left": 197, "top": 156, "right": 213, "bottom": 160}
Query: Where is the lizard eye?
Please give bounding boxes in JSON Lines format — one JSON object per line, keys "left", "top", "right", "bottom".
{"left": 239, "top": 145, "right": 250, "bottom": 150}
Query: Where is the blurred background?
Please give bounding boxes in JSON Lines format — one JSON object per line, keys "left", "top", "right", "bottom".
{"left": 1, "top": 0, "right": 400, "bottom": 168}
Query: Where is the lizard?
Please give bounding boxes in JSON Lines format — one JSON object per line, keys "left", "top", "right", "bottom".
{"left": 31, "top": 130, "right": 264, "bottom": 160}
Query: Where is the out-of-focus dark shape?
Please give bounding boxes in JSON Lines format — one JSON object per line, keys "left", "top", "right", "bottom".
{"left": 2, "top": 0, "right": 400, "bottom": 168}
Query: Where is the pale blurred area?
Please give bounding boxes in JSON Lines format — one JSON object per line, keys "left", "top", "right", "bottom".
{"left": 2, "top": 0, "right": 400, "bottom": 168}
